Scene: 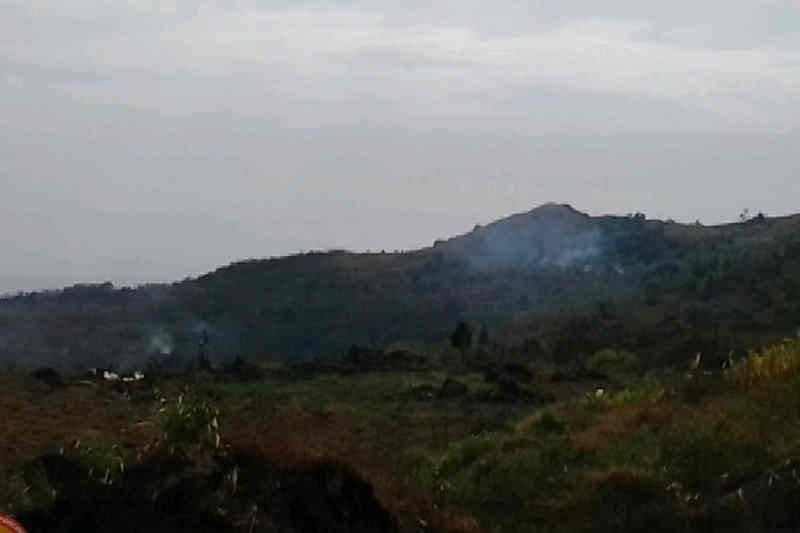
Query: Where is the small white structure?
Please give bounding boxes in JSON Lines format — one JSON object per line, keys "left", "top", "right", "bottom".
{"left": 122, "top": 371, "right": 145, "bottom": 383}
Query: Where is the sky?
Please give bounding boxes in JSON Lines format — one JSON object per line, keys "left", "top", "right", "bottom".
{"left": 1, "top": 1, "right": 799, "bottom": 293}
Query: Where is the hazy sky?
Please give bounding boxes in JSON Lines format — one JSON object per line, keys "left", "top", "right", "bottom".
{"left": 1, "top": 1, "right": 799, "bottom": 292}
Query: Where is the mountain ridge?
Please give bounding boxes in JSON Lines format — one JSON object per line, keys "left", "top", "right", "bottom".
{"left": 2, "top": 204, "right": 800, "bottom": 371}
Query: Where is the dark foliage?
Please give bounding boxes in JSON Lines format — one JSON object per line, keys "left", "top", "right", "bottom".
{"left": 2, "top": 205, "right": 800, "bottom": 372}
{"left": 450, "top": 322, "right": 473, "bottom": 351}
{"left": 19, "top": 450, "right": 397, "bottom": 533}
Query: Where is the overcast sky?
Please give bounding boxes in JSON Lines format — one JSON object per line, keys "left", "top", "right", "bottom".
{"left": 1, "top": 1, "right": 799, "bottom": 293}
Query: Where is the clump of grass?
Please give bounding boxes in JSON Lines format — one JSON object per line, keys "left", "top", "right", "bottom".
{"left": 18, "top": 462, "right": 56, "bottom": 514}
{"left": 586, "top": 349, "right": 641, "bottom": 375}
{"left": 727, "top": 339, "right": 800, "bottom": 389}
{"left": 410, "top": 430, "right": 576, "bottom": 530}
{"left": 535, "top": 412, "right": 566, "bottom": 435}
{"left": 564, "top": 468, "right": 687, "bottom": 533}
{"left": 5, "top": 439, "right": 132, "bottom": 517}
{"left": 659, "top": 420, "right": 773, "bottom": 492}
{"left": 570, "top": 378, "right": 666, "bottom": 430}
{"left": 679, "top": 371, "right": 725, "bottom": 404}
{"left": 157, "top": 390, "right": 221, "bottom": 455}
{"left": 438, "top": 433, "right": 499, "bottom": 477}
{"left": 603, "top": 379, "right": 666, "bottom": 408}
{"left": 591, "top": 425, "right": 662, "bottom": 470}
{"left": 73, "top": 440, "right": 127, "bottom": 485}
{"left": 409, "top": 433, "right": 500, "bottom": 494}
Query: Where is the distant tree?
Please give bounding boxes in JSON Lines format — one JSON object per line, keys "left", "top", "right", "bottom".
{"left": 478, "top": 324, "right": 489, "bottom": 346}
{"left": 450, "top": 321, "right": 473, "bottom": 351}
{"left": 739, "top": 208, "right": 750, "bottom": 222}
{"left": 196, "top": 329, "right": 212, "bottom": 371}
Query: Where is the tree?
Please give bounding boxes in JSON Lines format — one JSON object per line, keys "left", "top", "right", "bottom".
{"left": 478, "top": 324, "right": 489, "bottom": 346}
{"left": 450, "top": 321, "right": 473, "bottom": 351}
{"left": 739, "top": 208, "right": 750, "bottom": 222}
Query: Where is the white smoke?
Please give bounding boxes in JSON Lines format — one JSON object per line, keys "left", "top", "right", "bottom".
{"left": 148, "top": 332, "right": 174, "bottom": 356}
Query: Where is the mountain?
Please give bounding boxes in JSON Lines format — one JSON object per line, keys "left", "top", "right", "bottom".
{"left": 433, "top": 203, "right": 599, "bottom": 268}
{"left": 2, "top": 204, "right": 800, "bottom": 371}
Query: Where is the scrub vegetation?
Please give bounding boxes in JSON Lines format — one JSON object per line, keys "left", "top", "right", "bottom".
{"left": 2, "top": 205, "right": 800, "bottom": 531}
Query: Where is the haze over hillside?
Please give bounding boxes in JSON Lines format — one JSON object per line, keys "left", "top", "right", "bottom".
{"left": 2, "top": 204, "right": 799, "bottom": 373}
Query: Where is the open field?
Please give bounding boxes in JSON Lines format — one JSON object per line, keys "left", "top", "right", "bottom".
{"left": 4, "top": 339, "right": 800, "bottom": 531}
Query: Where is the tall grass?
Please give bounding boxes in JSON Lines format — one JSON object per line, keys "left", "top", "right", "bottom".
{"left": 726, "top": 339, "right": 800, "bottom": 389}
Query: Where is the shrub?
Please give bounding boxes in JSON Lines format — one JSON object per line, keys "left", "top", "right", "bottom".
{"left": 476, "top": 438, "right": 574, "bottom": 510}
{"left": 74, "top": 440, "right": 127, "bottom": 485}
{"left": 587, "top": 349, "right": 640, "bottom": 375}
{"left": 19, "top": 463, "right": 56, "bottom": 514}
{"left": 592, "top": 425, "right": 661, "bottom": 470}
{"left": 450, "top": 322, "right": 473, "bottom": 351}
{"left": 435, "top": 433, "right": 500, "bottom": 478}
{"left": 606, "top": 379, "right": 665, "bottom": 407}
{"left": 576, "top": 469, "right": 687, "bottom": 533}
{"left": 660, "top": 421, "right": 772, "bottom": 492}
{"left": 9, "top": 440, "right": 130, "bottom": 516}
{"left": 535, "top": 412, "right": 566, "bottom": 435}
{"left": 679, "top": 372, "right": 723, "bottom": 404}
{"left": 157, "top": 391, "right": 221, "bottom": 455}
{"left": 575, "top": 378, "right": 665, "bottom": 420}
{"left": 411, "top": 432, "right": 574, "bottom": 523}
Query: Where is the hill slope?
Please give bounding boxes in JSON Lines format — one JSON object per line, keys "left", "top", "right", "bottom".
{"left": 2, "top": 204, "right": 800, "bottom": 370}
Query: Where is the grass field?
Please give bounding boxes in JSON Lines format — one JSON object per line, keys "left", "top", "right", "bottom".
{"left": 3, "top": 340, "right": 800, "bottom": 531}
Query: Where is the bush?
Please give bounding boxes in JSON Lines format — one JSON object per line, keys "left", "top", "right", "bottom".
{"left": 535, "top": 412, "right": 566, "bottom": 435}
{"left": 411, "top": 432, "right": 573, "bottom": 524}
{"left": 476, "top": 438, "right": 574, "bottom": 511}
{"left": 440, "top": 434, "right": 498, "bottom": 474}
{"left": 587, "top": 349, "right": 640, "bottom": 375}
{"left": 74, "top": 440, "right": 127, "bottom": 485}
{"left": 660, "top": 421, "right": 772, "bottom": 492}
{"left": 679, "top": 372, "right": 723, "bottom": 404}
{"left": 576, "top": 469, "right": 687, "bottom": 533}
{"left": 450, "top": 322, "right": 473, "bottom": 351}
{"left": 157, "top": 391, "right": 221, "bottom": 455}
{"left": 19, "top": 463, "right": 56, "bottom": 514}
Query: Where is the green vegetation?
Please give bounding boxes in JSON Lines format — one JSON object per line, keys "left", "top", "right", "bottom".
{"left": 2, "top": 206, "right": 800, "bottom": 531}
{"left": 157, "top": 390, "right": 222, "bottom": 455}
{"left": 3, "top": 205, "right": 800, "bottom": 373}
{"left": 726, "top": 338, "right": 800, "bottom": 389}
{"left": 397, "top": 340, "right": 800, "bottom": 530}
{"left": 3, "top": 340, "right": 800, "bottom": 531}
{"left": 586, "top": 349, "right": 640, "bottom": 375}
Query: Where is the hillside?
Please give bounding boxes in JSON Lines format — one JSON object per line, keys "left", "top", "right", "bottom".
{"left": 4, "top": 204, "right": 800, "bottom": 532}
{"left": 2, "top": 204, "right": 799, "bottom": 371}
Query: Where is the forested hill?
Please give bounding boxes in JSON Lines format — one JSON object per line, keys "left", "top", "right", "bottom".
{"left": 2, "top": 204, "right": 800, "bottom": 371}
